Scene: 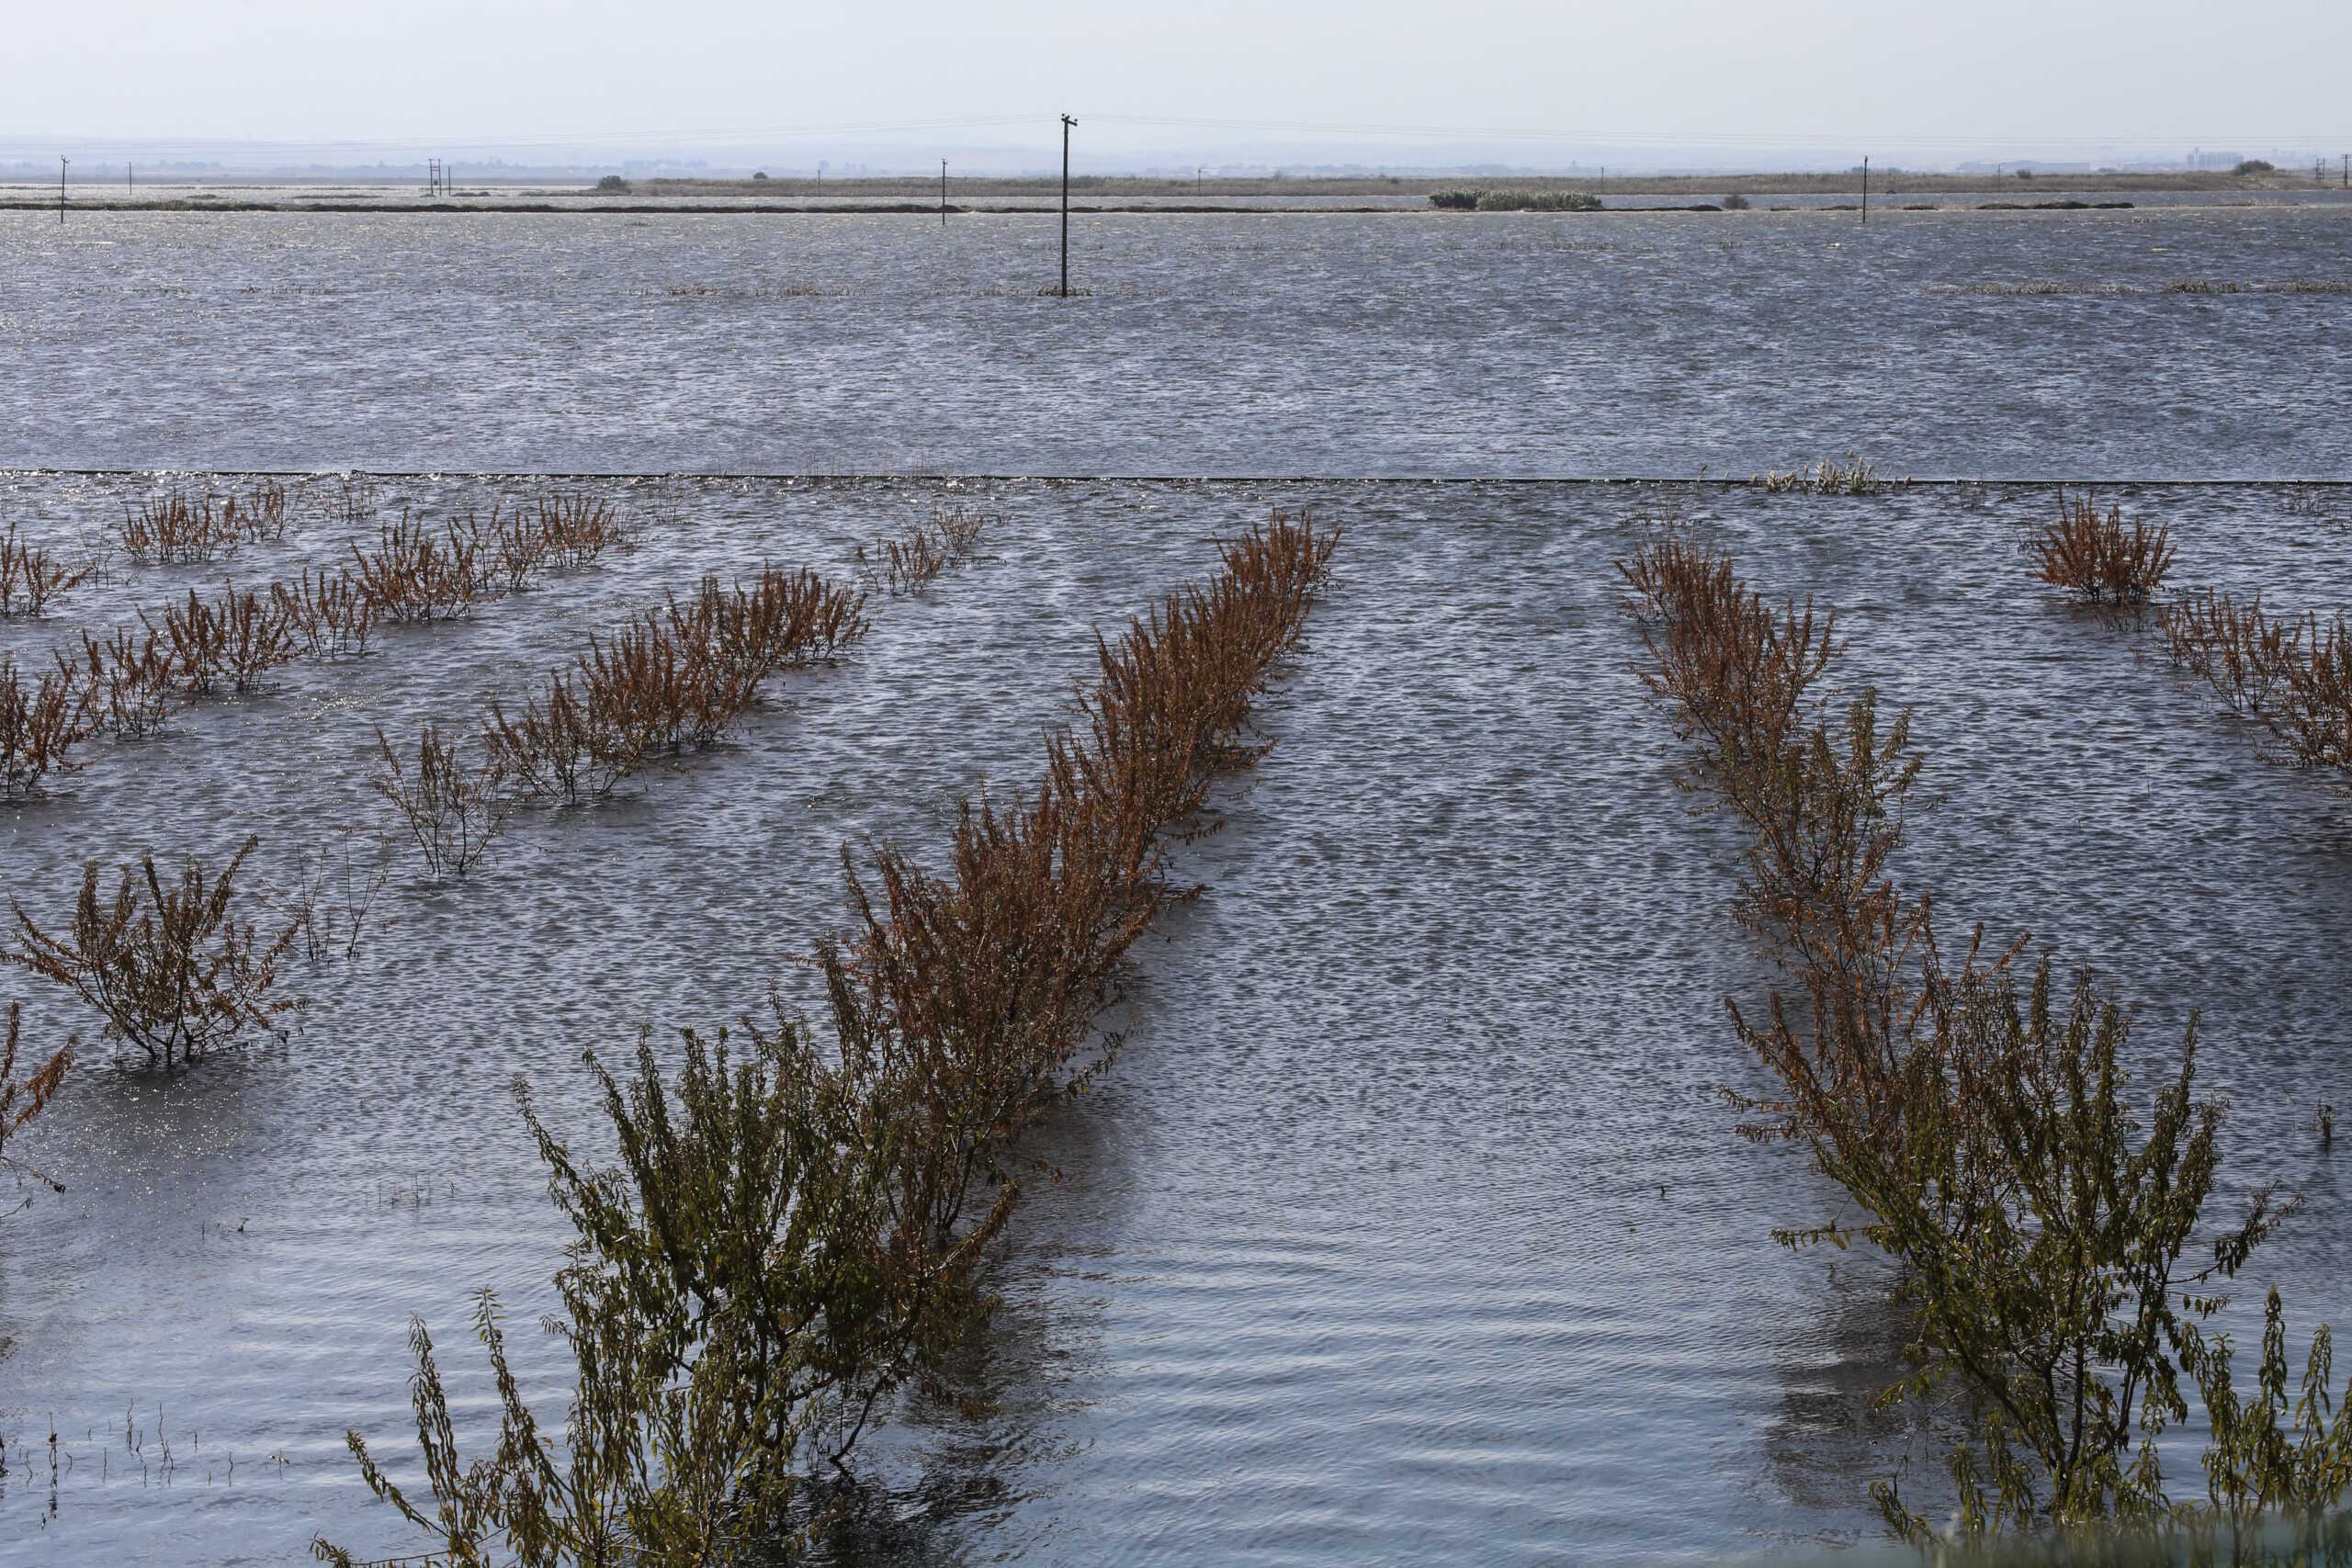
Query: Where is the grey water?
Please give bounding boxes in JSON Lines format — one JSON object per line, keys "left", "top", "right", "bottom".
{"left": 3, "top": 205, "right": 2351, "bottom": 478}
{"left": 1, "top": 208, "right": 2351, "bottom": 1566}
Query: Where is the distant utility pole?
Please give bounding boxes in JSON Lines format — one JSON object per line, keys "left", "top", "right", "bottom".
{"left": 941, "top": 159, "right": 948, "bottom": 226}
{"left": 127, "top": 162, "right": 133, "bottom": 197}
{"left": 58, "top": 157, "right": 66, "bottom": 224}
{"left": 1860, "top": 155, "right": 1869, "bottom": 225}
{"left": 1059, "top": 113, "right": 1077, "bottom": 298}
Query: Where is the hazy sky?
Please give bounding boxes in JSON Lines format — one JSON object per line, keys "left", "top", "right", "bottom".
{"left": 11, "top": 0, "right": 2351, "bottom": 162}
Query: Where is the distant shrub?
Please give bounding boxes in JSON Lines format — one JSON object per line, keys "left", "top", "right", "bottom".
{"left": 2235, "top": 159, "right": 2277, "bottom": 176}
{"left": 1432, "top": 188, "right": 1602, "bottom": 212}
{"left": 1722, "top": 192, "right": 1751, "bottom": 210}
{"left": 594, "top": 175, "right": 630, "bottom": 193}
{"left": 751, "top": 170, "right": 768, "bottom": 181}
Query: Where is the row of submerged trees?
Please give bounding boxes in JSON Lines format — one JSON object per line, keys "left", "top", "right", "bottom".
{"left": 1616, "top": 516, "right": 2352, "bottom": 1556}
{"left": 306, "top": 512, "right": 1341, "bottom": 1565}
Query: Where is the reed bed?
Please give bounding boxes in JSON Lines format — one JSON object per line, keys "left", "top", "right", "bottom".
{"left": 0, "top": 525, "right": 96, "bottom": 618}
{"left": 2163, "top": 589, "right": 2352, "bottom": 786}
{"left": 1616, "top": 537, "right": 2348, "bottom": 1546}
{"left": 484, "top": 565, "right": 869, "bottom": 806}
{"left": 2029, "top": 490, "right": 2175, "bottom": 604}
{"left": 4, "top": 835, "right": 298, "bottom": 1074}
{"left": 0, "top": 655, "right": 93, "bottom": 798}
{"left": 1430, "top": 187, "right": 1601, "bottom": 211}
{"left": 320, "top": 511, "right": 1341, "bottom": 1568}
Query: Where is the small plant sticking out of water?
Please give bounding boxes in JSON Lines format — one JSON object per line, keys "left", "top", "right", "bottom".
{"left": 0, "top": 1003, "right": 71, "bottom": 1206}
{"left": 349, "top": 513, "right": 503, "bottom": 622}
{"left": 61, "top": 627, "right": 173, "bottom": 739}
{"left": 532, "top": 492, "right": 633, "bottom": 570}
{"left": 145, "top": 585, "right": 300, "bottom": 694}
{"left": 369, "top": 725, "right": 511, "bottom": 880}
{"left": 2029, "top": 489, "right": 2176, "bottom": 604}
{"left": 0, "top": 657, "right": 94, "bottom": 799}
{"left": 286, "top": 829, "right": 392, "bottom": 965}
{"left": 0, "top": 525, "right": 96, "bottom": 618}
{"left": 3, "top": 835, "right": 298, "bottom": 1074}
{"left": 271, "top": 567, "right": 377, "bottom": 661}
{"left": 2163, "top": 590, "right": 2352, "bottom": 789}
{"left": 119, "top": 488, "right": 250, "bottom": 565}
{"left": 1752, "top": 456, "right": 1900, "bottom": 495}
{"left": 225, "top": 479, "right": 288, "bottom": 543}
{"left": 856, "top": 503, "right": 994, "bottom": 598}
{"left": 315, "top": 473, "right": 378, "bottom": 531}
{"left": 2320, "top": 1101, "right": 2337, "bottom": 1152}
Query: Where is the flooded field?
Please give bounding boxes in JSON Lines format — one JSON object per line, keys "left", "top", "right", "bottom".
{"left": 1, "top": 205, "right": 2349, "bottom": 478}
{"left": 2, "top": 208, "right": 2351, "bottom": 1565}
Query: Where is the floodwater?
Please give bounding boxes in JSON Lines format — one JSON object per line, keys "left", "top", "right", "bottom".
{"left": 0, "top": 209, "right": 2350, "bottom": 1567}
{"left": 2, "top": 205, "right": 2351, "bottom": 477}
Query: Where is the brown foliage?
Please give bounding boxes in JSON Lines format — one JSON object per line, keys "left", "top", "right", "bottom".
{"left": 1617, "top": 536, "right": 1840, "bottom": 801}
{"left": 857, "top": 503, "right": 996, "bottom": 597}
{"left": 2163, "top": 589, "right": 2352, "bottom": 785}
{"left": 4, "top": 834, "right": 298, "bottom": 1073}
{"left": 59, "top": 626, "right": 174, "bottom": 738}
{"left": 0, "top": 655, "right": 94, "bottom": 798}
{"left": 350, "top": 513, "right": 503, "bottom": 622}
{"left": 0, "top": 1002, "right": 72, "bottom": 1201}
{"left": 144, "top": 584, "right": 301, "bottom": 694}
{"left": 820, "top": 510, "right": 1339, "bottom": 1261}
{"left": 120, "top": 484, "right": 276, "bottom": 564}
{"left": 2030, "top": 490, "right": 2176, "bottom": 604}
{"left": 370, "top": 725, "right": 512, "bottom": 880}
{"left": 0, "top": 525, "right": 96, "bottom": 618}
{"left": 1615, "top": 536, "right": 1928, "bottom": 1134}
{"left": 272, "top": 566, "right": 379, "bottom": 661}
{"left": 485, "top": 566, "right": 869, "bottom": 805}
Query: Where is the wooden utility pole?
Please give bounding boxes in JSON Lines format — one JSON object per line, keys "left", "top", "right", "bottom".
{"left": 941, "top": 158, "right": 947, "bottom": 226}
{"left": 58, "top": 157, "right": 66, "bottom": 224}
{"left": 1059, "top": 114, "right": 1077, "bottom": 297}
{"left": 1860, "top": 155, "right": 1869, "bottom": 225}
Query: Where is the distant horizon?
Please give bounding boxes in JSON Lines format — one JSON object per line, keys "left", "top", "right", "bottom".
{"left": 3, "top": 133, "right": 2346, "bottom": 186}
